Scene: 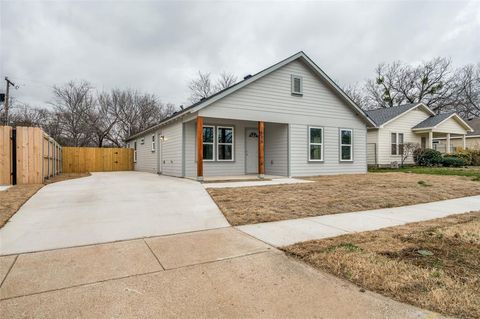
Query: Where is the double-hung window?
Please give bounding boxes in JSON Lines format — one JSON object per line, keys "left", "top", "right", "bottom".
{"left": 202, "top": 125, "right": 215, "bottom": 161}
{"left": 340, "top": 129, "right": 353, "bottom": 161}
{"left": 151, "top": 135, "right": 156, "bottom": 152}
{"left": 217, "top": 126, "right": 234, "bottom": 161}
{"left": 309, "top": 127, "right": 323, "bottom": 161}
{"left": 391, "top": 132, "right": 404, "bottom": 155}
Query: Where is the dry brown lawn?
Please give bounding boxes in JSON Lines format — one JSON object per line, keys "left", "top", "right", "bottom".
{"left": 207, "top": 173, "right": 480, "bottom": 226}
{"left": 282, "top": 212, "right": 480, "bottom": 319}
{"left": 0, "top": 173, "right": 90, "bottom": 228}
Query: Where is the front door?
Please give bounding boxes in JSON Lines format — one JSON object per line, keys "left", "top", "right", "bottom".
{"left": 421, "top": 137, "right": 426, "bottom": 149}
{"left": 245, "top": 128, "right": 258, "bottom": 174}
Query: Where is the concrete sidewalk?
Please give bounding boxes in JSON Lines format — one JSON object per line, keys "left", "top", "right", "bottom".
{"left": 0, "top": 228, "right": 441, "bottom": 318}
{"left": 237, "top": 195, "right": 480, "bottom": 247}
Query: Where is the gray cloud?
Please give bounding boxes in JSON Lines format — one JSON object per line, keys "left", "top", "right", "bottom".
{"left": 1, "top": 0, "right": 479, "bottom": 108}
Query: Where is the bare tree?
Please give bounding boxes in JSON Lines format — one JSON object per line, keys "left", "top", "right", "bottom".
{"left": 50, "top": 81, "right": 95, "bottom": 146}
{"left": 400, "top": 142, "right": 419, "bottom": 167}
{"left": 364, "top": 57, "right": 457, "bottom": 112}
{"left": 215, "top": 72, "right": 237, "bottom": 92}
{"left": 189, "top": 71, "right": 237, "bottom": 103}
{"left": 189, "top": 71, "right": 213, "bottom": 103}
{"left": 88, "top": 91, "right": 118, "bottom": 147}
{"left": 453, "top": 63, "right": 480, "bottom": 118}
{"left": 343, "top": 84, "right": 368, "bottom": 109}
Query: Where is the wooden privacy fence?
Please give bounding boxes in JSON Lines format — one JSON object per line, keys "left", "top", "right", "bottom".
{"left": 0, "top": 126, "right": 62, "bottom": 185}
{"left": 62, "top": 147, "right": 134, "bottom": 173}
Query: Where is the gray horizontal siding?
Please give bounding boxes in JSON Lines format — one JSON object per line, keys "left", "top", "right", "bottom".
{"left": 161, "top": 120, "right": 183, "bottom": 177}
{"left": 131, "top": 133, "right": 157, "bottom": 173}
{"left": 290, "top": 124, "right": 367, "bottom": 176}
{"left": 265, "top": 123, "right": 288, "bottom": 176}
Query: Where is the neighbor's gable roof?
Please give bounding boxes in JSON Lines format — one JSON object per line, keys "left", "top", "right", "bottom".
{"left": 412, "top": 112, "right": 474, "bottom": 132}
{"left": 365, "top": 103, "right": 435, "bottom": 127}
{"left": 465, "top": 117, "right": 480, "bottom": 136}
{"left": 126, "top": 51, "right": 376, "bottom": 141}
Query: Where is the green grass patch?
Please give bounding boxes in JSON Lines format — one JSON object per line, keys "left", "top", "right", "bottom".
{"left": 369, "top": 166, "right": 480, "bottom": 181}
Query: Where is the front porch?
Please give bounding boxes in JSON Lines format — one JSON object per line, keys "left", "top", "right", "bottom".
{"left": 413, "top": 129, "right": 467, "bottom": 154}
{"left": 184, "top": 116, "right": 289, "bottom": 180}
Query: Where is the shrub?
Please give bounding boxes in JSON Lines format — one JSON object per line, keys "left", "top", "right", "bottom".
{"left": 413, "top": 148, "right": 443, "bottom": 166}
{"left": 464, "top": 149, "right": 480, "bottom": 166}
{"left": 452, "top": 150, "right": 473, "bottom": 165}
{"left": 442, "top": 156, "right": 467, "bottom": 167}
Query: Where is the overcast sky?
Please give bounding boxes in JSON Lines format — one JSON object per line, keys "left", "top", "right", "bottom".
{"left": 1, "top": 0, "right": 479, "bottom": 108}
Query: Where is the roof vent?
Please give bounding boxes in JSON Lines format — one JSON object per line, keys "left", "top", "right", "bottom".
{"left": 244, "top": 74, "right": 252, "bottom": 80}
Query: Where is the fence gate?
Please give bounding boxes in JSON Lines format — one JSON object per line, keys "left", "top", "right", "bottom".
{"left": 62, "top": 147, "right": 133, "bottom": 173}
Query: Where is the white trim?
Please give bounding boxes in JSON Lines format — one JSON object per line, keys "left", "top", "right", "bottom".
{"left": 339, "top": 128, "right": 353, "bottom": 162}
{"left": 434, "top": 135, "right": 480, "bottom": 140}
{"left": 133, "top": 141, "right": 137, "bottom": 163}
{"left": 379, "top": 103, "right": 435, "bottom": 128}
{"left": 202, "top": 125, "right": 215, "bottom": 161}
{"left": 411, "top": 113, "right": 474, "bottom": 132}
{"left": 308, "top": 126, "right": 324, "bottom": 162}
{"left": 151, "top": 134, "right": 156, "bottom": 152}
{"left": 217, "top": 126, "right": 234, "bottom": 161}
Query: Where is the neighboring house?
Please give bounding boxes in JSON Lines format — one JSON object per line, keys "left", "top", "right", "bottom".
{"left": 365, "top": 103, "right": 473, "bottom": 166}
{"left": 125, "top": 51, "right": 378, "bottom": 180}
{"left": 434, "top": 117, "right": 480, "bottom": 152}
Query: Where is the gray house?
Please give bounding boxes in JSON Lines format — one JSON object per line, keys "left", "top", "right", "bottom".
{"left": 125, "top": 51, "right": 377, "bottom": 180}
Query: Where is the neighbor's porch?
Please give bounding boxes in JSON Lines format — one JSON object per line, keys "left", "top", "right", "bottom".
{"left": 183, "top": 116, "right": 289, "bottom": 180}
{"left": 413, "top": 129, "right": 467, "bottom": 154}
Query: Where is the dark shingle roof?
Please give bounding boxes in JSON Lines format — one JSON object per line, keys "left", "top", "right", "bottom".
{"left": 412, "top": 112, "right": 455, "bottom": 129}
{"left": 466, "top": 117, "right": 480, "bottom": 136}
{"left": 364, "top": 103, "right": 419, "bottom": 126}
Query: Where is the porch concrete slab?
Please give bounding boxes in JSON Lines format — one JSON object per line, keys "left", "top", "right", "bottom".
{"left": 237, "top": 219, "right": 347, "bottom": 247}
{"left": 0, "top": 172, "right": 229, "bottom": 255}
{"left": 0, "top": 251, "right": 438, "bottom": 319}
{"left": 0, "top": 239, "right": 163, "bottom": 300}
{"left": 203, "top": 177, "right": 312, "bottom": 189}
{"left": 0, "top": 255, "right": 16, "bottom": 284}
{"left": 307, "top": 212, "right": 406, "bottom": 232}
{"left": 145, "top": 228, "right": 271, "bottom": 269}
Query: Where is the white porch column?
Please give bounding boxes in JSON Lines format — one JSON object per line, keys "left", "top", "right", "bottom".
{"left": 463, "top": 134, "right": 467, "bottom": 149}
{"left": 446, "top": 133, "right": 451, "bottom": 154}
{"left": 428, "top": 131, "right": 433, "bottom": 149}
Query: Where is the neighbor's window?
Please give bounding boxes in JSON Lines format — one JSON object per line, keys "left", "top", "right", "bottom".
{"left": 309, "top": 127, "right": 323, "bottom": 161}
{"left": 391, "top": 132, "right": 404, "bottom": 155}
{"left": 133, "top": 141, "right": 137, "bottom": 163}
{"left": 340, "top": 129, "right": 353, "bottom": 161}
{"left": 151, "top": 135, "right": 156, "bottom": 152}
{"left": 291, "top": 75, "right": 303, "bottom": 95}
{"left": 140, "top": 138, "right": 144, "bottom": 145}
{"left": 217, "top": 126, "right": 234, "bottom": 161}
{"left": 202, "top": 125, "right": 215, "bottom": 161}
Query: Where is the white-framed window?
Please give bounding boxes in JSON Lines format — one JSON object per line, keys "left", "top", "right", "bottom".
{"left": 202, "top": 125, "right": 215, "bottom": 161}
{"left": 151, "top": 135, "right": 156, "bottom": 152}
{"left": 340, "top": 129, "right": 353, "bottom": 161}
{"left": 291, "top": 75, "right": 303, "bottom": 95}
{"left": 308, "top": 127, "right": 323, "bottom": 161}
{"left": 133, "top": 141, "right": 137, "bottom": 163}
{"left": 140, "top": 138, "right": 144, "bottom": 145}
{"left": 391, "top": 132, "right": 404, "bottom": 155}
{"left": 217, "top": 126, "right": 234, "bottom": 161}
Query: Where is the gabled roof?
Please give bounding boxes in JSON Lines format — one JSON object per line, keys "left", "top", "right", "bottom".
{"left": 364, "top": 103, "right": 434, "bottom": 127}
{"left": 126, "top": 51, "right": 376, "bottom": 141}
{"left": 466, "top": 117, "right": 480, "bottom": 136}
{"left": 412, "top": 112, "right": 474, "bottom": 132}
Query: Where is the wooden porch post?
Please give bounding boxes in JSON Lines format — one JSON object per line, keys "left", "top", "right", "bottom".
{"left": 258, "top": 121, "right": 265, "bottom": 178}
{"left": 428, "top": 131, "right": 433, "bottom": 149}
{"left": 197, "top": 116, "right": 203, "bottom": 181}
{"left": 462, "top": 134, "right": 467, "bottom": 149}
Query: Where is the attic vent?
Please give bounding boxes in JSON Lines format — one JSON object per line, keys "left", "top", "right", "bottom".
{"left": 244, "top": 74, "right": 252, "bottom": 80}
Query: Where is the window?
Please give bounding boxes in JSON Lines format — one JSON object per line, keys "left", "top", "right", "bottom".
{"left": 309, "top": 127, "right": 323, "bottom": 161}
{"left": 133, "top": 141, "right": 137, "bottom": 163}
{"left": 151, "top": 135, "right": 156, "bottom": 152}
{"left": 391, "top": 132, "right": 404, "bottom": 155}
{"left": 217, "top": 126, "right": 234, "bottom": 161}
{"left": 140, "top": 138, "right": 144, "bottom": 145}
{"left": 291, "top": 75, "right": 303, "bottom": 95}
{"left": 340, "top": 129, "right": 353, "bottom": 161}
{"left": 202, "top": 125, "right": 215, "bottom": 161}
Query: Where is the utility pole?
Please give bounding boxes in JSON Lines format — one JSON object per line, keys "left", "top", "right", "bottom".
{"left": 4, "top": 77, "right": 16, "bottom": 125}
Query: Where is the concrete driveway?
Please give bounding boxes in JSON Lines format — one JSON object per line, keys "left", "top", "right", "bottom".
{"left": 0, "top": 172, "right": 229, "bottom": 255}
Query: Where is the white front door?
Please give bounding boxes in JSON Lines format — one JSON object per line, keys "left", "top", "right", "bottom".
{"left": 245, "top": 128, "right": 258, "bottom": 174}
